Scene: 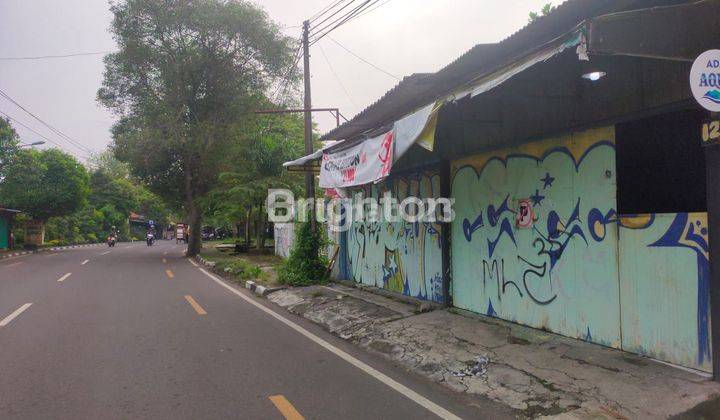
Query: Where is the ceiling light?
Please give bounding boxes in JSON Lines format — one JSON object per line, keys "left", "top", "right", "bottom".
{"left": 582, "top": 71, "right": 606, "bottom": 81}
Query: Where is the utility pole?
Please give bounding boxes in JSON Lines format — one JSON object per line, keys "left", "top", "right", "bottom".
{"left": 302, "top": 20, "right": 317, "bottom": 231}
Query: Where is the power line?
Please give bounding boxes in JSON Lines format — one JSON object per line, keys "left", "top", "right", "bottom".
{"left": 325, "top": 35, "right": 400, "bottom": 80}
{"left": 0, "top": 51, "right": 112, "bottom": 61}
{"left": 309, "top": 0, "right": 373, "bottom": 42}
{"left": 309, "top": 0, "right": 348, "bottom": 22}
{"left": 0, "top": 110, "right": 88, "bottom": 159}
{"left": 0, "top": 88, "right": 94, "bottom": 154}
{"left": 318, "top": 43, "right": 358, "bottom": 110}
{"left": 355, "top": 0, "right": 394, "bottom": 19}
{"left": 310, "top": 0, "right": 359, "bottom": 31}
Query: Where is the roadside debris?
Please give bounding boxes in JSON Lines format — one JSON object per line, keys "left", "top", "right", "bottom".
{"left": 452, "top": 355, "right": 489, "bottom": 378}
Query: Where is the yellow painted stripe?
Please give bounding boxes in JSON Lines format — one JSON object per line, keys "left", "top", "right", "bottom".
{"left": 166, "top": 270, "right": 174, "bottom": 279}
{"left": 184, "top": 295, "right": 207, "bottom": 315}
{"left": 268, "top": 395, "right": 304, "bottom": 420}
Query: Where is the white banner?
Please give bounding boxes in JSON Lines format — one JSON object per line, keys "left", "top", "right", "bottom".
{"left": 319, "top": 131, "right": 394, "bottom": 188}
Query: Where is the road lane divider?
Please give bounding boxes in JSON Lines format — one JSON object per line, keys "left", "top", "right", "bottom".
{"left": 162, "top": 258, "right": 167, "bottom": 264}
{"left": 184, "top": 295, "right": 207, "bottom": 315}
{"left": 3, "top": 261, "right": 23, "bottom": 268}
{"left": 81, "top": 259, "right": 90, "bottom": 265}
{"left": 101, "top": 251, "right": 111, "bottom": 256}
{"left": 268, "top": 395, "right": 304, "bottom": 420}
{"left": 0, "top": 303, "right": 32, "bottom": 327}
{"left": 166, "top": 269, "right": 174, "bottom": 279}
{"left": 196, "top": 267, "right": 461, "bottom": 420}
{"left": 57, "top": 273, "right": 72, "bottom": 282}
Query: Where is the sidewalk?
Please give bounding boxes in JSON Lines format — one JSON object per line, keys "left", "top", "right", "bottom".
{"left": 267, "top": 284, "right": 720, "bottom": 419}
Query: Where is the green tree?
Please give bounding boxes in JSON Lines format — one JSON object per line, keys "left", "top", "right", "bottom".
{"left": 529, "top": 3, "right": 555, "bottom": 22}
{"left": 203, "top": 112, "right": 306, "bottom": 248}
{"left": 0, "top": 149, "right": 90, "bottom": 221}
{"left": 98, "top": 0, "right": 296, "bottom": 255}
{"left": 0, "top": 117, "right": 19, "bottom": 179}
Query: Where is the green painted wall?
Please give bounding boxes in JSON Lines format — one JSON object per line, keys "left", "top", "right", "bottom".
{"left": 619, "top": 213, "right": 711, "bottom": 372}
{"left": 451, "top": 127, "right": 622, "bottom": 347}
{"left": 449, "top": 126, "right": 712, "bottom": 371}
{"left": 0, "top": 216, "right": 8, "bottom": 249}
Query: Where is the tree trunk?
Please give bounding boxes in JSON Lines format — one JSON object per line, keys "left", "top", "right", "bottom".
{"left": 184, "top": 168, "right": 203, "bottom": 257}
{"left": 244, "top": 207, "right": 252, "bottom": 247}
{"left": 186, "top": 199, "right": 203, "bottom": 256}
{"left": 255, "top": 205, "right": 265, "bottom": 251}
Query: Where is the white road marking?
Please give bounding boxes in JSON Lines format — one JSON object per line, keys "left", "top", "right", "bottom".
{"left": 0, "top": 303, "right": 32, "bottom": 327}
{"left": 101, "top": 251, "right": 111, "bottom": 256}
{"left": 57, "top": 273, "right": 72, "bottom": 282}
{"left": 81, "top": 260, "right": 89, "bottom": 265}
{"left": 188, "top": 259, "right": 199, "bottom": 267}
{"left": 196, "top": 267, "right": 461, "bottom": 420}
{"left": 3, "top": 262, "right": 23, "bottom": 268}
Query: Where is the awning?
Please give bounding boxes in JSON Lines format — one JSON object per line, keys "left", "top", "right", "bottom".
{"left": 284, "top": 26, "right": 585, "bottom": 187}
{"left": 282, "top": 148, "right": 324, "bottom": 174}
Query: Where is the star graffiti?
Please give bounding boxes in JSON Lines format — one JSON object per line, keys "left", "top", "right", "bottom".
{"left": 541, "top": 172, "right": 555, "bottom": 189}
{"left": 530, "top": 189, "right": 545, "bottom": 207}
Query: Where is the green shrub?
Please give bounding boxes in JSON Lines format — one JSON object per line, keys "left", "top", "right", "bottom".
{"left": 46, "top": 239, "right": 61, "bottom": 246}
{"left": 216, "top": 259, "right": 262, "bottom": 280}
{"left": 277, "top": 222, "right": 328, "bottom": 286}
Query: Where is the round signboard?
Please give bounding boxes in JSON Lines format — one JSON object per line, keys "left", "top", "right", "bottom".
{"left": 691, "top": 50, "right": 720, "bottom": 112}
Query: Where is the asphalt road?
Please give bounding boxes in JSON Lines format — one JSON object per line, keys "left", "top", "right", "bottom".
{"left": 0, "top": 241, "right": 513, "bottom": 419}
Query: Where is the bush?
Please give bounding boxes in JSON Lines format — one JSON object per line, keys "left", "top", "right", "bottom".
{"left": 216, "top": 259, "right": 262, "bottom": 280}
{"left": 277, "top": 222, "right": 328, "bottom": 286}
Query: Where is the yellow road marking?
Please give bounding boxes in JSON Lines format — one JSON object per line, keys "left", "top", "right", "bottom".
{"left": 184, "top": 295, "right": 207, "bottom": 315}
{"left": 163, "top": 258, "right": 167, "bottom": 264}
{"left": 268, "top": 395, "right": 304, "bottom": 420}
{"left": 165, "top": 269, "right": 174, "bottom": 279}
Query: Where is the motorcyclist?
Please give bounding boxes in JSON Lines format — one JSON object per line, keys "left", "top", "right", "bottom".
{"left": 107, "top": 226, "right": 118, "bottom": 247}
{"left": 146, "top": 227, "right": 155, "bottom": 246}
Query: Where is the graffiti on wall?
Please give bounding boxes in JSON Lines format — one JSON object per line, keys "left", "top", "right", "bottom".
{"left": 347, "top": 172, "right": 445, "bottom": 303}
{"left": 619, "top": 212, "right": 712, "bottom": 372}
{"left": 451, "top": 126, "right": 711, "bottom": 371}
{"left": 452, "top": 127, "right": 622, "bottom": 347}
{"left": 274, "top": 223, "right": 295, "bottom": 258}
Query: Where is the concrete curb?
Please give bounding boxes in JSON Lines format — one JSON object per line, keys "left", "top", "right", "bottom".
{"left": 333, "top": 279, "right": 439, "bottom": 313}
{"left": 193, "top": 255, "right": 286, "bottom": 297}
{"left": 244, "top": 280, "right": 286, "bottom": 297}
{"left": 0, "top": 243, "right": 105, "bottom": 260}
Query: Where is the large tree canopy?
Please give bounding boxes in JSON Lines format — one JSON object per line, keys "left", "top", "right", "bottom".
{"left": 0, "top": 149, "right": 90, "bottom": 220}
{"left": 98, "top": 0, "right": 296, "bottom": 255}
{"left": 0, "top": 117, "right": 19, "bottom": 180}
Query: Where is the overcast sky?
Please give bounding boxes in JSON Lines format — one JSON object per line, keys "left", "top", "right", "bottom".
{"left": 0, "top": 0, "right": 549, "bottom": 161}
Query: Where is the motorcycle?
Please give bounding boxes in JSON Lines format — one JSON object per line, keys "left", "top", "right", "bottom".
{"left": 146, "top": 233, "right": 155, "bottom": 246}
{"left": 107, "top": 235, "right": 116, "bottom": 247}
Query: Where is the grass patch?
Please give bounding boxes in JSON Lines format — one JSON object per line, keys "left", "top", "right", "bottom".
{"left": 200, "top": 242, "right": 281, "bottom": 286}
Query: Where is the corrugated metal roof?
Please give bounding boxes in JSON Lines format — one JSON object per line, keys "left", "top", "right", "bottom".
{"left": 320, "top": 0, "right": 680, "bottom": 142}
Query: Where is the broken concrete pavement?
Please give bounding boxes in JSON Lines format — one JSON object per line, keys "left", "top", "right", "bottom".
{"left": 267, "top": 283, "right": 720, "bottom": 419}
